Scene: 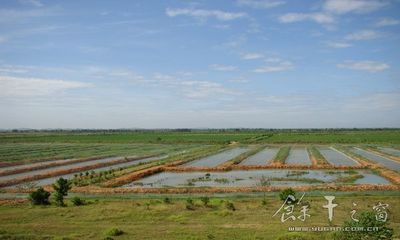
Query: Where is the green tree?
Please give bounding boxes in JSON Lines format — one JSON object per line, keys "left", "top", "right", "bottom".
{"left": 52, "top": 177, "right": 72, "bottom": 206}
{"left": 29, "top": 187, "right": 50, "bottom": 205}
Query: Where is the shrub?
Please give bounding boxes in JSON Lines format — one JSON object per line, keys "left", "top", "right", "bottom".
{"left": 29, "top": 187, "right": 50, "bottom": 205}
{"left": 279, "top": 188, "right": 296, "bottom": 202}
{"left": 186, "top": 198, "right": 195, "bottom": 210}
{"left": 106, "top": 228, "right": 124, "bottom": 237}
{"left": 333, "top": 211, "right": 393, "bottom": 240}
{"left": 261, "top": 199, "right": 267, "bottom": 206}
{"left": 163, "top": 197, "right": 171, "bottom": 204}
{"left": 225, "top": 201, "right": 236, "bottom": 211}
{"left": 53, "top": 177, "right": 72, "bottom": 206}
{"left": 71, "top": 197, "right": 85, "bottom": 206}
{"left": 200, "top": 196, "right": 210, "bottom": 206}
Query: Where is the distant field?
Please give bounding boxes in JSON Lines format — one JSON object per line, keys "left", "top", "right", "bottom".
{"left": 0, "top": 193, "right": 399, "bottom": 240}
{"left": 0, "top": 129, "right": 399, "bottom": 144}
{"left": 0, "top": 143, "right": 198, "bottom": 163}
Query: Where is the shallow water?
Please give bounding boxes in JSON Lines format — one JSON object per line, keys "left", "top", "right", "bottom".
{"left": 183, "top": 148, "right": 249, "bottom": 167}
{"left": 319, "top": 147, "right": 359, "bottom": 166}
{"left": 351, "top": 148, "right": 400, "bottom": 171}
{"left": 285, "top": 148, "right": 311, "bottom": 165}
{"left": 378, "top": 147, "right": 400, "bottom": 157}
{"left": 122, "top": 169, "right": 390, "bottom": 188}
{"left": 0, "top": 156, "right": 124, "bottom": 182}
{"left": 239, "top": 148, "right": 278, "bottom": 165}
{"left": 0, "top": 158, "right": 79, "bottom": 172}
{"left": 7, "top": 155, "right": 168, "bottom": 188}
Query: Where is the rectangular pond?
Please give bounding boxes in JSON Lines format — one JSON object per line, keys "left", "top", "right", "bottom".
{"left": 0, "top": 156, "right": 128, "bottom": 182}
{"left": 378, "top": 147, "right": 400, "bottom": 157}
{"left": 285, "top": 148, "right": 311, "bottom": 165}
{"left": 183, "top": 148, "right": 249, "bottom": 167}
{"left": 7, "top": 155, "right": 168, "bottom": 188}
{"left": 0, "top": 158, "right": 81, "bottom": 172}
{"left": 351, "top": 148, "right": 400, "bottom": 171}
{"left": 239, "top": 148, "right": 278, "bottom": 166}
{"left": 319, "top": 147, "right": 359, "bottom": 166}
{"left": 122, "top": 169, "right": 390, "bottom": 188}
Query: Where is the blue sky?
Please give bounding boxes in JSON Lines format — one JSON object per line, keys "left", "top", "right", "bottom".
{"left": 0, "top": 0, "right": 399, "bottom": 129}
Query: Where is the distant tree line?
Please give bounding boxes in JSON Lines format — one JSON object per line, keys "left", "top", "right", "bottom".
{"left": 2, "top": 128, "right": 399, "bottom": 134}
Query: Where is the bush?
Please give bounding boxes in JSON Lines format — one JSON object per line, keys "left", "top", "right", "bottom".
{"left": 333, "top": 211, "right": 393, "bottom": 240}
{"left": 200, "top": 196, "right": 210, "bottom": 206}
{"left": 279, "top": 188, "right": 296, "bottom": 202}
{"left": 261, "top": 198, "right": 267, "bottom": 206}
{"left": 29, "top": 187, "right": 50, "bottom": 205}
{"left": 106, "top": 228, "right": 124, "bottom": 237}
{"left": 186, "top": 198, "right": 195, "bottom": 210}
{"left": 71, "top": 197, "right": 85, "bottom": 206}
{"left": 225, "top": 201, "right": 236, "bottom": 211}
{"left": 52, "top": 177, "right": 72, "bottom": 206}
{"left": 163, "top": 197, "right": 171, "bottom": 204}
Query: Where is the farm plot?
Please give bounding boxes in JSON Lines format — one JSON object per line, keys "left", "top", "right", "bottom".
{"left": 0, "top": 158, "right": 84, "bottom": 172}
{"left": 0, "top": 143, "right": 188, "bottom": 164}
{"left": 285, "top": 148, "right": 311, "bottom": 165}
{"left": 378, "top": 147, "right": 400, "bottom": 157}
{"left": 239, "top": 148, "right": 278, "bottom": 165}
{"left": 122, "top": 169, "right": 390, "bottom": 188}
{"left": 10, "top": 155, "right": 168, "bottom": 188}
{"left": 318, "top": 147, "right": 359, "bottom": 166}
{"left": 351, "top": 148, "right": 400, "bottom": 171}
{"left": 183, "top": 148, "right": 249, "bottom": 167}
{"left": 0, "top": 156, "right": 124, "bottom": 182}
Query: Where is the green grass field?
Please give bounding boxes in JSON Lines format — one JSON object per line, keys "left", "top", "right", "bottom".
{"left": 0, "top": 193, "right": 399, "bottom": 240}
{"left": 1, "top": 129, "right": 399, "bottom": 144}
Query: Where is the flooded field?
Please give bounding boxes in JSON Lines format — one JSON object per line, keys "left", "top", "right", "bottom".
{"left": 9, "top": 155, "right": 168, "bottom": 188}
{"left": 183, "top": 148, "right": 248, "bottom": 167}
{"left": 239, "top": 148, "right": 278, "bottom": 165}
{"left": 319, "top": 147, "right": 359, "bottom": 166}
{"left": 0, "top": 156, "right": 124, "bottom": 182}
{"left": 351, "top": 148, "right": 400, "bottom": 171}
{"left": 123, "top": 169, "right": 390, "bottom": 188}
{"left": 285, "top": 148, "right": 311, "bottom": 165}
{"left": 378, "top": 147, "right": 400, "bottom": 157}
{"left": 0, "top": 158, "right": 80, "bottom": 172}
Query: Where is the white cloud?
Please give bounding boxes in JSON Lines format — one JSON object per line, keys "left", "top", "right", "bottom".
{"left": 180, "top": 80, "right": 238, "bottom": 99}
{"left": 0, "top": 75, "right": 92, "bottom": 97}
{"left": 375, "top": 17, "right": 400, "bottom": 27}
{"left": 19, "top": 0, "right": 44, "bottom": 7}
{"left": 210, "top": 64, "right": 237, "bottom": 71}
{"left": 241, "top": 52, "right": 264, "bottom": 60}
{"left": 237, "top": 0, "right": 285, "bottom": 9}
{"left": 326, "top": 41, "right": 352, "bottom": 48}
{"left": 323, "top": 0, "right": 388, "bottom": 14}
{"left": 253, "top": 60, "right": 293, "bottom": 73}
{"left": 337, "top": 60, "right": 389, "bottom": 72}
{"left": 343, "top": 92, "right": 400, "bottom": 111}
{"left": 279, "top": 12, "right": 334, "bottom": 24}
{"left": 344, "top": 30, "right": 382, "bottom": 41}
{"left": 165, "top": 8, "right": 246, "bottom": 21}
